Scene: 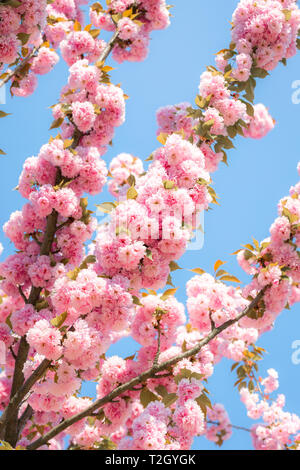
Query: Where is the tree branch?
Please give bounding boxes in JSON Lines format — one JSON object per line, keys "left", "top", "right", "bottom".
{"left": 207, "top": 420, "right": 251, "bottom": 433}
{"left": 27, "top": 289, "right": 266, "bottom": 450}
{"left": 17, "top": 405, "right": 33, "bottom": 436}
{"left": 0, "top": 27, "right": 121, "bottom": 447}
{"left": 2, "top": 173, "right": 61, "bottom": 444}
{"left": 0, "top": 48, "right": 38, "bottom": 89}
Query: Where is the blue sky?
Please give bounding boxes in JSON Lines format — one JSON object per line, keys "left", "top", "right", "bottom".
{"left": 1, "top": 0, "right": 300, "bottom": 450}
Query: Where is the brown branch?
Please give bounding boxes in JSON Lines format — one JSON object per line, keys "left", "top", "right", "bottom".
{"left": 27, "top": 289, "right": 266, "bottom": 450}
{"left": 55, "top": 218, "right": 74, "bottom": 233}
{"left": 2, "top": 169, "right": 61, "bottom": 444}
{"left": 0, "top": 48, "right": 38, "bottom": 89}
{"left": 0, "top": 27, "right": 122, "bottom": 447}
{"left": 18, "top": 405, "right": 33, "bottom": 436}
{"left": 207, "top": 420, "right": 251, "bottom": 433}
{"left": 98, "top": 29, "right": 119, "bottom": 64}
{"left": 31, "top": 232, "right": 42, "bottom": 247}
{"left": 153, "top": 319, "right": 162, "bottom": 368}
{"left": 18, "top": 285, "right": 28, "bottom": 304}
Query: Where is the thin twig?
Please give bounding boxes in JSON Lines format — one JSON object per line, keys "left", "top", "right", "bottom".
{"left": 153, "top": 319, "right": 162, "bottom": 368}
{"left": 18, "top": 285, "right": 28, "bottom": 304}
{"left": 0, "top": 48, "right": 38, "bottom": 89}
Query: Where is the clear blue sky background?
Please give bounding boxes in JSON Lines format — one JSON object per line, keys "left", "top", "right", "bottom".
{"left": 1, "top": 0, "right": 300, "bottom": 450}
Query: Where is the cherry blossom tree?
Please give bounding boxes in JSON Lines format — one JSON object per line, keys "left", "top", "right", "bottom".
{"left": 0, "top": 0, "right": 299, "bottom": 451}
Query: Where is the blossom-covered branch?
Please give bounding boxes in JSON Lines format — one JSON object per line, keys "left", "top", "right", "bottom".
{"left": 26, "top": 289, "right": 266, "bottom": 450}
{"left": 0, "top": 0, "right": 300, "bottom": 451}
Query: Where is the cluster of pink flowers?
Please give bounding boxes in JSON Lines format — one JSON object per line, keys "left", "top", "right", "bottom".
{"left": 237, "top": 162, "right": 300, "bottom": 333}
{"left": 156, "top": 101, "right": 274, "bottom": 179}
{"left": 205, "top": 403, "right": 232, "bottom": 445}
{"left": 231, "top": 0, "right": 300, "bottom": 72}
{"left": 131, "top": 294, "right": 186, "bottom": 348}
{"left": 108, "top": 153, "right": 144, "bottom": 197}
{"left": 118, "top": 378, "right": 206, "bottom": 450}
{"left": 0, "top": 0, "right": 300, "bottom": 452}
{"left": 186, "top": 273, "right": 260, "bottom": 363}
{"left": 0, "top": 0, "right": 88, "bottom": 97}
{"left": 187, "top": 273, "right": 248, "bottom": 335}
{"left": 199, "top": 71, "right": 248, "bottom": 126}
{"left": 0, "top": 0, "right": 174, "bottom": 452}
{"left": 95, "top": 131, "right": 212, "bottom": 291}
{"left": 50, "top": 60, "right": 127, "bottom": 156}
{"left": 0, "top": 1, "right": 47, "bottom": 66}
{"left": 90, "top": 0, "right": 170, "bottom": 63}
{"left": 243, "top": 103, "right": 275, "bottom": 139}
{"left": 45, "top": 0, "right": 86, "bottom": 47}
{"left": 154, "top": 1, "right": 300, "bottom": 183}
{"left": 241, "top": 371, "right": 300, "bottom": 450}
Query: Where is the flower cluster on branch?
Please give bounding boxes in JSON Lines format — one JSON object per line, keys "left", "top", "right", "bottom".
{"left": 0, "top": 0, "right": 299, "bottom": 451}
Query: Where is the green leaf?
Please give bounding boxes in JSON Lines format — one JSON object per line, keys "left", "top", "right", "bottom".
{"left": 155, "top": 385, "right": 168, "bottom": 398}
{"left": 67, "top": 267, "right": 80, "bottom": 280}
{"left": 214, "top": 259, "right": 226, "bottom": 272}
{"left": 196, "top": 394, "right": 212, "bottom": 410}
{"left": 127, "top": 174, "right": 136, "bottom": 187}
{"left": 145, "top": 248, "right": 153, "bottom": 260}
{"left": 80, "top": 255, "right": 96, "bottom": 270}
{"left": 51, "top": 311, "right": 68, "bottom": 328}
{"left": 195, "top": 95, "right": 205, "bottom": 108}
{"left": 240, "top": 99, "right": 254, "bottom": 117}
{"left": 169, "top": 261, "right": 181, "bottom": 272}
{"left": 282, "top": 207, "right": 298, "bottom": 224}
{"left": 251, "top": 67, "right": 269, "bottom": 79}
{"left": 166, "top": 273, "right": 174, "bottom": 287}
{"left": 160, "top": 288, "right": 178, "bottom": 300}
{"left": 49, "top": 117, "right": 64, "bottom": 130}
{"left": 127, "top": 186, "right": 138, "bottom": 200}
{"left": 7, "top": 0, "right": 22, "bottom": 7}
{"left": 95, "top": 202, "right": 116, "bottom": 213}
{"left": 282, "top": 9, "right": 292, "bottom": 21}
{"left": 5, "top": 314, "right": 12, "bottom": 330}
{"left": 244, "top": 78, "right": 255, "bottom": 103}
{"left": 244, "top": 249, "right": 254, "bottom": 260}
{"left": 140, "top": 388, "right": 159, "bottom": 408}
{"left": 252, "top": 238, "right": 260, "bottom": 251}
{"left": 215, "top": 269, "right": 228, "bottom": 278}
{"left": 17, "top": 33, "right": 31, "bottom": 45}
{"left": 132, "top": 295, "right": 143, "bottom": 306}
{"left": 89, "top": 28, "right": 100, "bottom": 39}
{"left": 0, "top": 111, "right": 11, "bottom": 118}
{"left": 174, "top": 368, "right": 193, "bottom": 384}
{"left": 163, "top": 180, "right": 176, "bottom": 190}
{"left": 157, "top": 133, "right": 168, "bottom": 145}
{"left": 189, "top": 267, "right": 205, "bottom": 275}
{"left": 227, "top": 126, "right": 237, "bottom": 139}
{"left": 248, "top": 380, "right": 255, "bottom": 392}
{"left": 203, "top": 119, "right": 215, "bottom": 131}
{"left": 195, "top": 393, "right": 212, "bottom": 418}
{"left": 163, "top": 393, "right": 178, "bottom": 407}
{"left": 219, "top": 274, "right": 241, "bottom": 283}
{"left": 221, "top": 136, "right": 235, "bottom": 149}
{"left": 0, "top": 440, "right": 15, "bottom": 450}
